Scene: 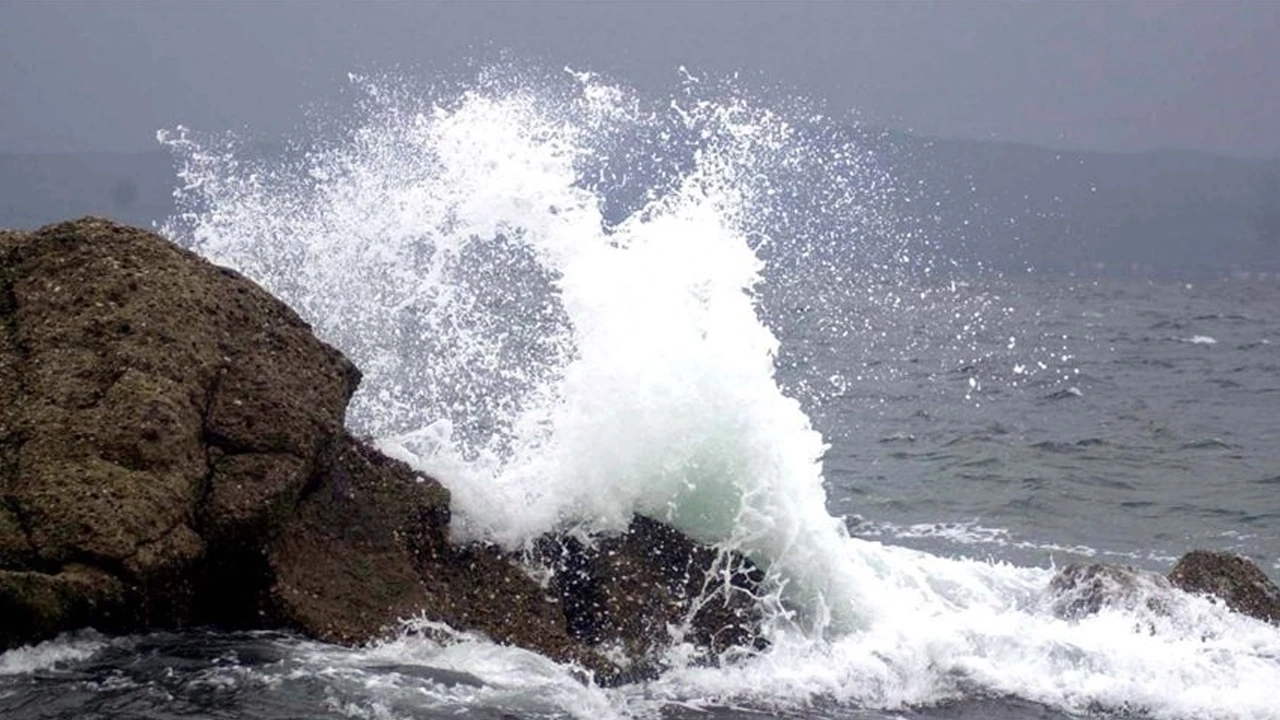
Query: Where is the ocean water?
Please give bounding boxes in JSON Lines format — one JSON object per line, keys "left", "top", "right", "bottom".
{"left": 3, "top": 68, "right": 1278, "bottom": 720}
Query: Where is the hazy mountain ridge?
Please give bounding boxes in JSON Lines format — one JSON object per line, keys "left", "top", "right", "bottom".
{"left": 2, "top": 135, "right": 1277, "bottom": 279}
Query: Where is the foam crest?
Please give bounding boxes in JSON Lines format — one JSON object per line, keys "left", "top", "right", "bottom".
{"left": 640, "top": 584, "right": 1280, "bottom": 719}
{"left": 0, "top": 632, "right": 104, "bottom": 676}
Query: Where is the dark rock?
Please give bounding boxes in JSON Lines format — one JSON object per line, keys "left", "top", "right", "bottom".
{"left": 0, "top": 564, "right": 126, "bottom": 649}
{"left": 1046, "top": 563, "right": 1172, "bottom": 619}
{"left": 1168, "top": 550, "right": 1280, "bottom": 624}
{"left": 0, "top": 218, "right": 764, "bottom": 683}
{"left": 264, "top": 434, "right": 601, "bottom": 673}
{"left": 537, "top": 515, "right": 767, "bottom": 680}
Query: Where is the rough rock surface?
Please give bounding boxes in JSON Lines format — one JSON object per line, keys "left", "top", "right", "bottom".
{"left": 0, "top": 217, "right": 359, "bottom": 647}
{"left": 1168, "top": 550, "right": 1280, "bottom": 624}
{"left": 0, "top": 218, "right": 764, "bottom": 682}
{"left": 262, "top": 433, "right": 616, "bottom": 676}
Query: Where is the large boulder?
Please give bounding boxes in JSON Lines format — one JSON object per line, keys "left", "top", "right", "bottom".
{"left": 0, "top": 218, "right": 765, "bottom": 683}
{"left": 0, "top": 217, "right": 360, "bottom": 645}
{"left": 1168, "top": 550, "right": 1280, "bottom": 624}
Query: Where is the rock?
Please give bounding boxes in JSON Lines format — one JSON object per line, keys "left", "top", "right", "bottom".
{"left": 536, "top": 515, "right": 767, "bottom": 680}
{"left": 1046, "top": 563, "right": 1173, "bottom": 619}
{"left": 1168, "top": 550, "right": 1280, "bottom": 624}
{"left": 0, "top": 218, "right": 764, "bottom": 683}
{"left": 0, "top": 217, "right": 359, "bottom": 643}
{"left": 264, "top": 435, "right": 603, "bottom": 675}
{"left": 0, "top": 564, "right": 125, "bottom": 649}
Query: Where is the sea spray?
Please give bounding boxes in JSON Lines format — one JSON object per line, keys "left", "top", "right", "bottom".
{"left": 161, "top": 68, "right": 889, "bottom": 634}
{"left": 160, "top": 67, "right": 1280, "bottom": 718}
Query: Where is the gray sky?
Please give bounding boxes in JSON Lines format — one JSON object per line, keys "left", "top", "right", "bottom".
{"left": 2, "top": 1, "right": 1277, "bottom": 157}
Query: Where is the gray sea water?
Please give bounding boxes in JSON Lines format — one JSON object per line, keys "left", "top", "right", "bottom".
{"left": 3, "top": 275, "right": 1277, "bottom": 720}
{"left": 797, "top": 276, "right": 1280, "bottom": 574}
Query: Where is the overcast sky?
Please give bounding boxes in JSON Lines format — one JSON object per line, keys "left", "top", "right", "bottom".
{"left": 2, "top": 1, "right": 1277, "bottom": 157}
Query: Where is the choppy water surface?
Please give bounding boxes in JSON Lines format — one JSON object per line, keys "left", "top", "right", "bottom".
{"left": 805, "top": 277, "right": 1280, "bottom": 571}
{"left": 3, "top": 67, "right": 1279, "bottom": 719}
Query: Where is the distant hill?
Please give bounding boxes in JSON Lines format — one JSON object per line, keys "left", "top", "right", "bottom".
{"left": 2, "top": 137, "right": 1276, "bottom": 279}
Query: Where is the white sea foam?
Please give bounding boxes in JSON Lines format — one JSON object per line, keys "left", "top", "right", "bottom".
{"left": 855, "top": 519, "right": 1183, "bottom": 565}
{"left": 292, "top": 624, "right": 619, "bottom": 720}
{"left": 160, "top": 67, "right": 1280, "bottom": 719}
{"left": 0, "top": 632, "right": 104, "bottom": 675}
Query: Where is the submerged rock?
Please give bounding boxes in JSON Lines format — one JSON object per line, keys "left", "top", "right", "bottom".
{"left": 1046, "top": 553, "right": 1280, "bottom": 627}
{"left": 0, "top": 218, "right": 764, "bottom": 681}
{"left": 1168, "top": 550, "right": 1280, "bottom": 624}
{"left": 1046, "top": 563, "right": 1172, "bottom": 619}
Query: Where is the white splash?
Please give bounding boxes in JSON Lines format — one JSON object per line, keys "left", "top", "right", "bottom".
{"left": 0, "top": 632, "right": 105, "bottom": 675}
{"left": 159, "top": 67, "right": 1280, "bottom": 719}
